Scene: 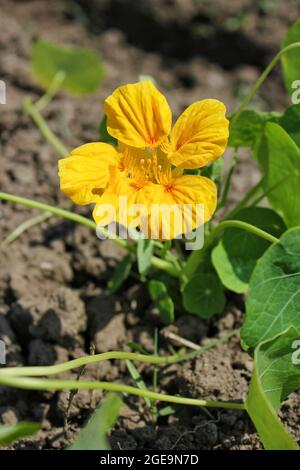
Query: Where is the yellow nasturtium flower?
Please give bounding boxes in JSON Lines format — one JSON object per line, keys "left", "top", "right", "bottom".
{"left": 59, "top": 81, "right": 229, "bottom": 239}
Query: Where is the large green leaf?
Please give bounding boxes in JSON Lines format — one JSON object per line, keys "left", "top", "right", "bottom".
{"left": 31, "top": 40, "right": 105, "bottom": 95}
{"left": 229, "top": 110, "right": 268, "bottom": 148}
{"left": 246, "top": 327, "right": 300, "bottom": 450}
{"left": 148, "top": 280, "right": 174, "bottom": 324}
{"left": 212, "top": 207, "right": 286, "bottom": 293}
{"left": 256, "top": 122, "right": 300, "bottom": 227}
{"left": 242, "top": 227, "right": 300, "bottom": 350}
{"left": 0, "top": 422, "right": 39, "bottom": 446}
{"left": 182, "top": 273, "right": 225, "bottom": 318}
{"left": 68, "top": 393, "right": 122, "bottom": 450}
{"left": 281, "top": 20, "right": 300, "bottom": 96}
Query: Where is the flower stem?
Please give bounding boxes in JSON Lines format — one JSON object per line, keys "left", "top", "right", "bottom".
{"left": 231, "top": 42, "right": 300, "bottom": 125}
{"left": 0, "top": 375, "right": 245, "bottom": 411}
{"left": 35, "top": 71, "right": 66, "bottom": 112}
{"left": 185, "top": 218, "right": 278, "bottom": 279}
{"left": 23, "top": 96, "right": 68, "bottom": 158}
{"left": 0, "top": 192, "right": 178, "bottom": 276}
{"left": 207, "top": 220, "right": 279, "bottom": 245}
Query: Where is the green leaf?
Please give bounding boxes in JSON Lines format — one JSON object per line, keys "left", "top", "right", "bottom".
{"left": 68, "top": 393, "right": 122, "bottom": 450}
{"left": 106, "top": 254, "right": 132, "bottom": 294}
{"left": 278, "top": 104, "right": 300, "bottom": 148}
{"left": 31, "top": 40, "right": 105, "bottom": 95}
{"left": 182, "top": 273, "right": 225, "bottom": 318}
{"left": 212, "top": 207, "right": 286, "bottom": 293}
{"left": 281, "top": 20, "right": 300, "bottom": 96}
{"left": 99, "top": 115, "right": 117, "bottom": 145}
{"left": 229, "top": 110, "right": 266, "bottom": 148}
{"left": 256, "top": 122, "right": 300, "bottom": 227}
{"left": 241, "top": 227, "right": 300, "bottom": 350}
{"left": 0, "top": 422, "right": 39, "bottom": 446}
{"left": 148, "top": 280, "right": 175, "bottom": 324}
{"left": 246, "top": 327, "right": 300, "bottom": 450}
{"left": 137, "top": 239, "right": 154, "bottom": 276}
{"left": 126, "top": 360, "right": 152, "bottom": 408}
{"left": 229, "top": 110, "right": 278, "bottom": 149}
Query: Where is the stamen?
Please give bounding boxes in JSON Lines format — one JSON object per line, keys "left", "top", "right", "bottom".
{"left": 158, "top": 165, "right": 162, "bottom": 171}
{"left": 140, "top": 158, "right": 145, "bottom": 165}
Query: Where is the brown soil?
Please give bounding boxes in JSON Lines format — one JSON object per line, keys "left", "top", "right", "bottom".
{"left": 0, "top": 0, "right": 299, "bottom": 450}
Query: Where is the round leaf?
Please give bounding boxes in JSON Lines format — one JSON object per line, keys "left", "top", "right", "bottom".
{"left": 183, "top": 273, "right": 225, "bottom": 318}
{"left": 212, "top": 207, "right": 286, "bottom": 293}
{"left": 31, "top": 40, "right": 105, "bottom": 95}
{"left": 242, "top": 227, "right": 300, "bottom": 350}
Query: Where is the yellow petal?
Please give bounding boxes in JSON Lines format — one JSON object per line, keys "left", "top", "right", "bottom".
{"left": 104, "top": 81, "right": 172, "bottom": 148}
{"left": 58, "top": 143, "right": 119, "bottom": 205}
{"left": 169, "top": 99, "right": 229, "bottom": 169}
{"left": 93, "top": 167, "right": 151, "bottom": 228}
{"left": 144, "top": 175, "right": 217, "bottom": 239}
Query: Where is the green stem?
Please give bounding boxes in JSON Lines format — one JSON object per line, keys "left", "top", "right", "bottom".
{"left": 0, "top": 375, "right": 245, "bottom": 411}
{"left": 23, "top": 96, "right": 69, "bottom": 158}
{"left": 0, "top": 329, "right": 238, "bottom": 378}
{"left": 1, "top": 212, "right": 52, "bottom": 247}
{"left": 208, "top": 220, "right": 279, "bottom": 245}
{"left": 231, "top": 42, "right": 300, "bottom": 126}
{"left": 218, "top": 148, "right": 238, "bottom": 210}
{"left": 185, "top": 218, "right": 278, "bottom": 279}
{"left": 0, "top": 192, "right": 178, "bottom": 276}
{"left": 35, "top": 71, "right": 66, "bottom": 112}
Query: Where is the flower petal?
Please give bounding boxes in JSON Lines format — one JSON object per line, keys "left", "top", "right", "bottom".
{"left": 93, "top": 167, "right": 151, "bottom": 228}
{"left": 144, "top": 175, "right": 217, "bottom": 239}
{"left": 58, "top": 143, "right": 119, "bottom": 205}
{"left": 104, "top": 81, "right": 172, "bottom": 148}
{"left": 169, "top": 99, "right": 229, "bottom": 169}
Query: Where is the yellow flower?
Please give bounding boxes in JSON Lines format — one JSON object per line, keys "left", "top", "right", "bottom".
{"left": 58, "top": 81, "right": 229, "bottom": 239}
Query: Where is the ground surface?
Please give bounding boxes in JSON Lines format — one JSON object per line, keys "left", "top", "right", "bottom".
{"left": 0, "top": 0, "right": 299, "bottom": 450}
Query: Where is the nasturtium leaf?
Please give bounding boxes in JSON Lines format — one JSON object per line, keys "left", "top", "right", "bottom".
{"left": 148, "top": 280, "right": 175, "bottom": 325}
{"left": 137, "top": 239, "right": 154, "bottom": 276}
{"left": 182, "top": 273, "right": 225, "bottom": 318}
{"left": 242, "top": 227, "right": 300, "bottom": 350}
{"left": 106, "top": 254, "right": 132, "bottom": 294}
{"left": 256, "top": 122, "right": 300, "bottom": 227}
{"left": 99, "top": 115, "right": 117, "bottom": 145}
{"left": 278, "top": 104, "right": 300, "bottom": 148}
{"left": 68, "top": 393, "right": 122, "bottom": 450}
{"left": 246, "top": 327, "right": 300, "bottom": 450}
{"left": 281, "top": 19, "right": 300, "bottom": 96}
{"left": 31, "top": 40, "right": 105, "bottom": 95}
{"left": 212, "top": 207, "right": 286, "bottom": 293}
{"left": 229, "top": 110, "right": 266, "bottom": 148}
{"left": 0, "top": 422, "right": 40, "bottom": 446}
